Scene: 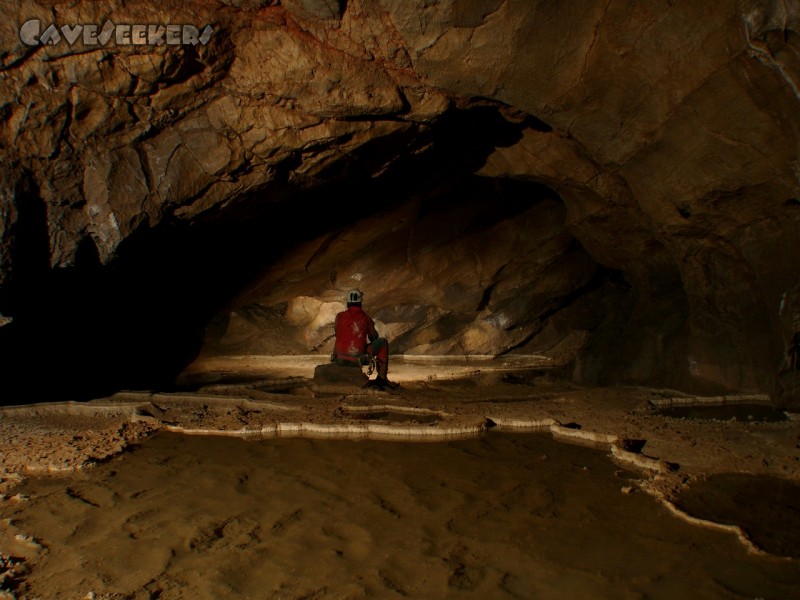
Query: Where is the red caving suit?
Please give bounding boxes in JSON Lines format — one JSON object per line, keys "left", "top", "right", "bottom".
{"left": 333, "top": 305, "right": 389, "bottom": 378}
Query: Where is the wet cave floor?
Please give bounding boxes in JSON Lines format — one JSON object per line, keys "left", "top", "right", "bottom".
{"left": 1, "top": 356, "right": 800, "bottom": 599}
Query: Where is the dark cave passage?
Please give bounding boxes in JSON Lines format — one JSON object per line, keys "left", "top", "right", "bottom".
{"left": 0, "top": 106, "right": 639, "bottom": 403}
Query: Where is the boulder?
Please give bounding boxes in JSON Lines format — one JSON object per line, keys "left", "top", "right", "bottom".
{"left": 313, "top": 362, "right": 369, "bottom": 389}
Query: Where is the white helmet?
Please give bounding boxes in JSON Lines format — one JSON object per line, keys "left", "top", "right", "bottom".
{"left": 347, "top": 289, "right": 363, "bottom": 304}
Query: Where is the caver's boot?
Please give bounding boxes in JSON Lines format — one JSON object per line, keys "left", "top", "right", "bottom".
{"left": 373, "top": 375, "right": 400, "bottom": 390}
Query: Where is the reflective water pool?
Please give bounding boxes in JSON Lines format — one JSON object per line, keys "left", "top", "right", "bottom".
{"left": 4, "top": 432, "right": 799, "bottom": 599}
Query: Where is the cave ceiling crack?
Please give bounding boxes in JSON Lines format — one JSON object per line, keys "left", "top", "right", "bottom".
{"left": 600, "top": 45, "right": 755, "bottom": 169}
{"left": 280, "top": 7, "right": 413, "bottom": 89}
{"left": 164, "top": 177, "right": 220, "bottom": 219}
{"left": 353, "top": 2, "right": 414, "bottom": 75}
{"left": 579, "top": 0, "right": 614, "bottom": 83}
{"left": 489, "top": 0, "right": 517, "bottom": 96}
{"left": 1, "top": 44, "right": 46, "bottom": 72}
{"left": 153, "top": 140, "right": 183, "bottom": 194}
{"left": 130, "top": 153, "right": 152, "bottom": 223}
{"left": 687, "top": 105, "right": 793, "bottom": 187}
{"left": 11, "top": 101, "right": 33, "bottom": 146}
{"left": 477, "top": 0, "right": 509, "bottom": 27}
{"left": 556, "top": 24, "right": 754, "bottom": 169}
{"left": 50, "top": 96, "right": 74, "bottom": 161}
{"left": 626, "top": 0, "right": 677, "bottom": 50}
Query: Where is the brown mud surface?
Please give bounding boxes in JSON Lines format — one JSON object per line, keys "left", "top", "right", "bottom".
{"left": 2, "top": 356, "right": 800, "bottom": 598}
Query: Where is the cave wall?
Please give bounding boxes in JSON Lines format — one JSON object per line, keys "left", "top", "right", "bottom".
{"left": 1, "top": 0, "right": 800, "bottom": 402}
{"left": 203, "top": 177, "right": 610, "bottom": 362}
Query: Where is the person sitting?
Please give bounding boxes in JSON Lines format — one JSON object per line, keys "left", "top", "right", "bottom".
{"left": 332, "top": 289, "right": 399, "bottom": 389}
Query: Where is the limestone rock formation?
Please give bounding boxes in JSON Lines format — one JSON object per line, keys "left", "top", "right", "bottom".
{"left": 312, "top": 362, "right": 369, "bottom": 391}
{"left": 0, "top": 0, "right": 799, "bottom": 405}
{"left": 205, "top": 178, "right": 605, "bottom": 362}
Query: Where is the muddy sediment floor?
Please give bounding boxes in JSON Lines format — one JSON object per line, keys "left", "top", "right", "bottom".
{"left": 2, "top": 356, "right": 800, "bottom": 598}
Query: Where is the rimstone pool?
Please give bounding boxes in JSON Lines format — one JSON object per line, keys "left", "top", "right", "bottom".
{"left": 2, "top": 430, "right": 799, "bottom": 599}
{"left": 2, "top": 356, "right": 799, "bottom": 598}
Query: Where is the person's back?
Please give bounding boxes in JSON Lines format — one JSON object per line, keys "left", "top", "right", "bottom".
{"left": 332, "top": 289, "right": 398, "bottom": 389}
{"left": 334, "top": 304, "right": 376, "bottom": 358}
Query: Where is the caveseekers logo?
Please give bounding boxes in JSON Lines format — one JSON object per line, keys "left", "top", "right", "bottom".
{"left": 19, "top": 19, "right": 214, "bottom": 46}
